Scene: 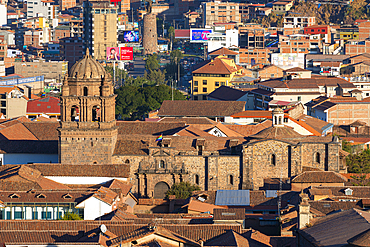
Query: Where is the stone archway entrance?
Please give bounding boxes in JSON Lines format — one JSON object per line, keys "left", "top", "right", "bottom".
{"left": 154, "top": 182, "right": 170, "bottom": 199}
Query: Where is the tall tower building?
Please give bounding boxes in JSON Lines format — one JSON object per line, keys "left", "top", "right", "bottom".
{"left": 58, "top": 49, "right": 118, "bottom": 164}
{"left": 82, "top": 0, "right": 118, "bottom": 60}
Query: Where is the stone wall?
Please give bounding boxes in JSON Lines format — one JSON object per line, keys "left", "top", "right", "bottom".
{"left": 143, "top": 13, "right": 158, "bottom": 55}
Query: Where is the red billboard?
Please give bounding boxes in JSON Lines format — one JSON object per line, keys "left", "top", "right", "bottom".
{"left": 120, "top": 47, "right": 133, "bottom": 61}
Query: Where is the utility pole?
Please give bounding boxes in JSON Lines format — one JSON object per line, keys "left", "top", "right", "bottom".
{"left": 171, "top": 78, "right": 174, "bottom": 101}
{"left": 163, "top": 14, "right": 165, "bottom": 37}
{"left": 177, "top": 59, "right": 180, "bottom": 86}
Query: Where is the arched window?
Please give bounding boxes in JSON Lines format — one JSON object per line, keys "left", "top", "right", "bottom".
{"left": 83, "top": 87, "right": 88, "bottom": 96}
{"left": 315, "top": 152, "right": 320, "bottom": 163}
{"left": 271, "top": 154, "right": 276, "bottom": 166}
{"left": 279, "top": 116, "right": 282, "bottom": 125}
{"left": 71, "top": 105, "right": 79, "bottom": 121}
{"left": 229, "top": 175, "right": 234, "bottom": 185}
{"left": 92, "top": 105, "right": 100, "bottom": 122}
{"left": 195, "top": 174, "right": 199, "bottom": 185}
{"left": 125, "top": 159, "right": 130, "bottom": 164}
{"left": 159, "top": 160, "right": 165, "bottom": 169}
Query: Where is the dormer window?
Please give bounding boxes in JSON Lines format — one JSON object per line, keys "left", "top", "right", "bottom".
{"left": 345, "top": 188, "right": 353, "bottom": 196}
{"left": 36, "top": 194, "right": 46, "bottom": 198}
{"left": 9, "top": 193, "right": 20, "bottom": 198}
{"left": 63, "top": 194, "right": 73, "bottom": 199}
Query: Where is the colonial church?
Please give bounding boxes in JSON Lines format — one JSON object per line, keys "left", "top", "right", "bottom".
{"left": 57, "top": 52, "right": 348, "bottom": 198}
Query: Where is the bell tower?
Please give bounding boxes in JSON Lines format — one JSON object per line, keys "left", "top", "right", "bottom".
{"left": 58, "top": 49, "right": 118, "bottom": 164}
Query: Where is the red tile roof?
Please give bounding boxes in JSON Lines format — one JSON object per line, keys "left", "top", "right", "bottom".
{"left": 192, "top": 57, "right": 239, "bottom": 75}
{"left": 26, "top": 96, "right": 60, "bottom": 114}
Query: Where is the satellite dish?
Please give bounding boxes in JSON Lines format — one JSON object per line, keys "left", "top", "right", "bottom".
{"left": 100, "top": 224, "right": 107, "bottom": 233}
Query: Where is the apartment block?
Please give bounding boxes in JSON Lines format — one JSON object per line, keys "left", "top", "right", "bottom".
{"left": 239, "top": 28, "right": 265, "bottom": 49}
{"left": 59, "top": 0, "right": 76, "bottom": 11}
{"left": 27, "top": 0, "right": 58, "bottom": 19}
{"left": 202, "top": 1, "right": 240, "bottom": 26}
{"left": 0, "top": 86, "right": 27, "bottom": 119}
{"left": 83, "top": 0, "right": 118, "bottom": 60}
{"left": 24, "top": 29, "right": 50, "bottom": 47}
{"left": 54, "top": 25, "right": 71, "bottom": 42}
{"left": 239, "top": 48, "right": 269, "bottom": 65}
{"left": 14, "top": 61, "right": 68, "bottom": 79}
{"left": 337, "top": 26, "right": 359, "bottom": 40}
{"left": 345, "top": 40, "right": 370, "bottom": 56}
{"left": 304, "top": 25, "right": 331, "bottom": 44}
{"left": 283, "top": 16, "right": 315, "bottom": 28}
{"left": 272, "top": 1, "right": 293, "bottom": 14}
{"left": 60, "top": 37, "right": 83, "bottom": 69}
{"left": 280, "top": 35, "right": 310, "bottom": 54}
{"left": 359, "top": 21, "right": 370, "bottom": 40}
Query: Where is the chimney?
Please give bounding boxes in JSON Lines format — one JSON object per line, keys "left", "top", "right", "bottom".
{"left": 298, "top": 192, "right": 311, "bottom": 229}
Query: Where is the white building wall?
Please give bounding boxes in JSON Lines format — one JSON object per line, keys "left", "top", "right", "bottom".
{"left": 0, "top": 5, "right": 6, "bottom": 27}
{"left": 45, "top": 176, "right": 128, "bottom": 185}
{"left": 77, "top": 196, "right": 112, "bottom": 220}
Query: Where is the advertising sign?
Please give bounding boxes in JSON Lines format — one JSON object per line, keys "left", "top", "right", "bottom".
{"left": 271, "top": 53, "right": 305, "bottom": 69}
{"left": 190, "top": 29, "right": 213, "bottom": 43}
{"left": 106, "top": 47, "right": 120, "bottom": 61}
{"left": 120, "top": 47, "right": 133, "bottom": 61}
{"left": 124, "top": 31, "right": 139, "bottom": 43}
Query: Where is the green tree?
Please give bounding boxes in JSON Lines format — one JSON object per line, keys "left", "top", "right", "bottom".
{"left": 115, "top": 84, "right": 186, "bottom": 120}
{"left": 105, "top": 65, "right": 129, "bottom": 87}
{"left": 145, "top": 69, "right": 166, "bottom": 85}
{"left": 351, "top": 174, "right": 370, "bottom": 186}
{"left": 60, "top": 212, "right": 82, "bottom": 220}
{"left": 168, "top": 26, "right": 175, "bottom": 51}
{"left": 170, "top": 50, "right": 183, "bottom": 64}
{"left": 166, "top": 182, "right": 200, "bottom": 199}
{"left": 145, "top": 54, "right": 160, "bottom": 71}
{"left": 347, "top": 149, "right": 370, "bottom": 173}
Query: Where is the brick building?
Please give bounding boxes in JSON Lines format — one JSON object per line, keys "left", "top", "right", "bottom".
{"left": 59, "top": 0, "right": 76, "bottom": 10}
{"left": 304, "top": 25, "right": 331, "bottom": 44}
{"left": 358, "top": 21, "right": 370, "bottom": 40}
{"left": 59, "top": 36, "right": 83, "bottom": 69}
{"left": 239, "top": 48, "right": 269, "bottom": 65}
{"left": 54, "top": 25, "right": 71, "bottom": 42}
{"left": 239, "top": 28, "right": 265, "bottom": 49}
{"left": 202, "top": 1, "right": 240, "bottom": 26}
{"left": 280, "top": 34, "right": 310, "bottom": 54}
{"left": 345, "top": 39, "right": 370, "bottom": 56}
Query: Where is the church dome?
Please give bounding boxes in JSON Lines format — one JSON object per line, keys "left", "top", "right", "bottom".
{"left": 251, "top": 126, "right": 303, "bottom": 140}
{"left": 69, "top": 48, "right": 107, "bottom": 79}
{"left": 272, "top": 108, "right": 284, "bottom": 114}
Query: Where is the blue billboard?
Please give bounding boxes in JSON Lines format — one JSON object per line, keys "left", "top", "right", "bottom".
{"left": 0, "top": 75, "right": 44, "bottom": 86}
{"left": 190, "top": 29, "right": 213, "bottom": 43}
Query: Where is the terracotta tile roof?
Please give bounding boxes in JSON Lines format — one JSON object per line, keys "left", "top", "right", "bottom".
{"left": 108, "top": 225, "right": 201, "bottom": 246}
{"left": 292, "top": 171, "right": 347, "bottom": 183}
{"left": 33, "top": 116, "right": 59, "bottom": 121}
{"left": 192, "top": 57, "right": 239, "bottom": 75}
{"left": 205, "top": 230, "right": 272, "bottom": 247}
{"left": 288, "top": 117, "right": 321, "bottom": 136}
{"left": 296, "top": 115, "right": 333, "bottom": 134}
{"left": 26, "top": 96, "right": 60, "bottom": 114}
{"left": 213, "top": 123, "right": 244, "bottom": 137}
{"left": 96, "top": 209, "right": 138, "bottom": 221}
{"left": 213, "top": 208, "right": 245, "bottom": 220}
{"left": 158, "top": 117, "right": 217, "bottom": 125}
{"left": 175, "top": 125, "right": 215, "bottom": 137}
{"left": 117, "top": 121, "right": 186, "bottom": 136}
{"left": 209, "top": 47, "right": 238, "bottom": 56}
{"left": 207, "top": 86, "right": 247, "bottom": 101}
{"left": 348, "top": 228, "right": 370, "bottom": 246}
{"left": 23, "top": 122, "right": 59, "bottom": 140}
{"left": 231, "top": 110, "right": 272, "bottom": 118}
{"left": 226, "top": 120, "right": 272, "bottom": 137}
{"left": 250, "top": 126, "right": 303, "bottom": 140}
{"left": 182, "top": 199, "right": 225, "bottom": 214}
{"left": 311, "top": 186, "right": 370, "bottom": 199}
{"left": 284, "top": 67, "right": 310, "bottom": 72}
{"left": 158, "top": 101, "right": 245, "bottom": 117}
{"left": 27, "top": 164, "right": 130, "bottom": 177}
{"left": 299, "top": 209, "right": 370, "bottom": 246}
{"left": 320, "top": 61, "right": 342, "bottom": 67}
{"left": 0, "top": 190, "right": 90, "bottom": 204}
{"left": 107, "top": 179, "right": 132, "bottom": 195}
{"left": 0, "top": 123, "right": 38, "bottom": 140}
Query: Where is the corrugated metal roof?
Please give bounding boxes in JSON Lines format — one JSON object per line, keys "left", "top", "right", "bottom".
{"left": 215, "top": 190, "right": 250, "bottom": 206}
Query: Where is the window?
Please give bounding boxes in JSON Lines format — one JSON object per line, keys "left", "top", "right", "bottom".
{"left": 195, "top": 174, "right": 199, "bottom": 185}
{"left": 298, "top": 96, "right": 301, "bottom": 101}
{"left": 193, "top": 87, "right": 198, "bottom": 92}
{"left": 203, "top": 80, "right": 207, "bottom": 85}
{"left": 194, "top": 81, "right": 198, "bottom": 86}
{"left": 271, "top": 154, "right": 276, "bottom": 166}
{"left": 159, "top": 160, "right": 165, "bottom": 169}
{"left": 215, "top": 81, "right": 220, "bottom": 87}
{"left": 194, "top": 96, "right": 198, "bottom": 100}
{"left": 221, "top": 81, "right": 225, "bottom": 86}
{"left": 125, "top": 159, "right": 130, "bottom": 164}
{"left": 229, "top": 175, "right": 234, "bottom": 185}
{"left": 315, "top": 152, "right": 320, "bottom": 163}
{"left": 41, "top": 211, "right": 52, "bottom": 219}
{"left": 203, "top": 88, "right": 207, "bottom": 92}
{"left": 83, "top": 87, "right": 88, "bottom": 96}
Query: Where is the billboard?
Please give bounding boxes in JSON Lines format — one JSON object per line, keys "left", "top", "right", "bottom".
{"left": 107, "top": 47, "right": 120, "bottom": 61}
{"left": 124, "top": 31, "right": 139, "bottom": 43}
{"left": 120, "top": 47, "right": 133, "bottom": 61}
{"left": 190, "top": 29, "right": 213, "bottom": 43}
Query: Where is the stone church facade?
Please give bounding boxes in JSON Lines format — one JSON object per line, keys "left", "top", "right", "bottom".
{"left": 57, "top": 53, "right": 347, "bottom": 199}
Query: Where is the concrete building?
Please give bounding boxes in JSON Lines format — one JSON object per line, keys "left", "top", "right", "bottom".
{"left": 272, "top": 1, "right": 293, "bottom": 14}
{"left": 82, "top": 0, "right": 118, "bottom": 60}
{"left": 239, "top": 28, "right": 265, "bottom": 49}
{"left": 0, "top": 86, "right": 27, "bottom": 119}
{"left": 27, "top": 0, "right": 58, "bottom": 19}
{"left": 191, "top": 55, "right": 245, "bottom": 100}
{"left": 207, "top": 30, "right": 238, "bottom": 53}
{"left": 14, "top": 61, "right": 68, "bottom": 80}
{"left": 202, "top": 1, "right": 240, "bottom": 26}
{"left": 59, "top": 36, "right": 83, "bottom": 69}
{"left": 283, "top": 16, "right": 315, "bottom": 28}
{"left": 59, "top": 0, "right": 76, "bottom": 11}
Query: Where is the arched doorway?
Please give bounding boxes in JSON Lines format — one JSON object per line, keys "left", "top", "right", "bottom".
{"left": 154, "top": 182, "right": 170, "bottom": 199}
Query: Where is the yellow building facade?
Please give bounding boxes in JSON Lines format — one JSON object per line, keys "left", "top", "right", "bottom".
{"left": 191, "top": 56, "right": 244, "bottom": 100}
